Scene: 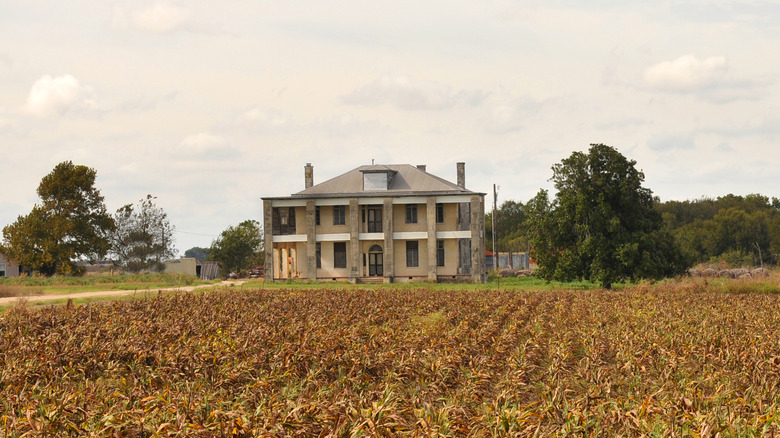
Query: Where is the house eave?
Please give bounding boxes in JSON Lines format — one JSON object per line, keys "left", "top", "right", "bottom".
{"left": 262, "top": 190, "right": 486, "bottom": 201}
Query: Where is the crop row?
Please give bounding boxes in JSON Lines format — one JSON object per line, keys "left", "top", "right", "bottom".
{"left": 1, "top": 282, "right": 780, "bottom": 436}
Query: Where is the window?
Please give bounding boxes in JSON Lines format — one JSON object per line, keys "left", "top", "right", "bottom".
{"left": 405, "top": 204, "right": 418, "bottom": 224}
{"left": 334, "top": 242, "right": 347, "bottom": 268}
{"left": 0, "top": 263, "right": 5, "bottom": 277}
{"left": 315, "top": 206, "right": 320, "bottom": 226}
{"left": 316, "top": 243, "right": 321, "bottom": 269}
{"left": 333, "top": 205, "right": 346, "bottom": 225}
{"left": 366, "top": 206, "right": 382, "bottom": 232}
{"left": 437, "top": 240, "right": 445, "bottom": 267}
{"left": 406, "top": 241, "right": 419, "bottom": 267}
{"left": 272, "top": 207, "right": 296, "bottom": 235}
{"left": 287, "top": 208, "right": 296, "bottom": 233}
{"left": 272, "top": 208, "right": 280, "bottom": 234}
{"left": 363, "top": 173, "right": 389, "bottom": 191}
{"left": 436, "top": 203, "right": 444, "bottom": 223}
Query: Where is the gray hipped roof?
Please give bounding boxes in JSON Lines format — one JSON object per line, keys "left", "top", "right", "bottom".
{"left": 289, "top": 164, "right": 481, "bottom": 198}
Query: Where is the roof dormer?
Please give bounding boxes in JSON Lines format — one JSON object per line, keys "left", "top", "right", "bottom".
{"left": 360, "top": 166, "right": 397, "bottom": 191}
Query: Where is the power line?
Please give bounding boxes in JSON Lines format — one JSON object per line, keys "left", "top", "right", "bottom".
{"left": 174, "top": 230, "right": 218, "bottom": 237}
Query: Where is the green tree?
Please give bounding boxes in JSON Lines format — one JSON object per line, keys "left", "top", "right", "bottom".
{"left": 1, "top": 161, "right": 115, "bottom": 275}
{"left": 527, "top": 144, "right": 689, "bottom": 288}
{"left": 184, "top": 247, "right": 210, "bottom": 261}
{"left": 658, "top": 194, "right": 780, "bottom": 266}
{"left": 208, "top": 220, "right": 263, "bottom": 275}
{"left": 110, "top": 195, "right": 176, "bottom": 273}
{"left": 486, "top": 200, "right": 529, "bottom": 254}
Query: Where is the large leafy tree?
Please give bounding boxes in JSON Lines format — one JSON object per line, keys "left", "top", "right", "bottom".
{"left": 208, "top": 220, "right": 263, "bottom": 275}
{"left": 527, "top": 144, "right": 689, "bottom": 288}
{"left": 1, "top": 161, "right": 115, "bottom": 275}
{"left": 110, "top": 195, "right": 176, "bottom": 273}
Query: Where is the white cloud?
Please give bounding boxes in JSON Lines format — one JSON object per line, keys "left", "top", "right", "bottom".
{"left": 24, "top": 75, "right": 96, "bottom": 117}
{"left": 241, "top": 108, "right": 289, "bottom": 126}
{"left": 341, "top": 76, "right": 487, "bottom": 111}
{"left": 113, "top": 2, "right": 190, "bottom": 33}
{"left": 181, "top": 132, "right": 226, "bottom": 151}
{"left": 644, "top": 55, "right": 728, "bottom": 91}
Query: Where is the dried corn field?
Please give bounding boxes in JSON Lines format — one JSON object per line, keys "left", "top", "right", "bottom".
{"left": 2, "top": 283, "right": 780, "bottom": 436}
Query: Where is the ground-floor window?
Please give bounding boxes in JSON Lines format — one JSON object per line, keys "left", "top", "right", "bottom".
{"left": 316, "top": 243, "right": 321, "bottom": 268}
{"left": 406, "top": 241, "right": 419, "bottom": 267}
{"left": 334, "top": 242, "right": 347, "bottom": 268}
{"left": 0, "top": 263, "right": 5, "bottom": 277}
{"left": 437, "top": 240, "right": 445, "bottom": 267}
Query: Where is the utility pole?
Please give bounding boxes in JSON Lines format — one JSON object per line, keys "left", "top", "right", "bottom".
{"left": 492, "top": 184, "right": 498, "bottom": 271}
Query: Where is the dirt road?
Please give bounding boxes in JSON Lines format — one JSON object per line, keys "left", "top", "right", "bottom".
{"left": 0, "top": 281, "right": 246, "bottom": 307}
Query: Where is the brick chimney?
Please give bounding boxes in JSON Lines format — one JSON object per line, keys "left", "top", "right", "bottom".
{"left": 304, "top": 163, "right": 314, "bottom": 189}
{"left": 456, "top": 162, "right": 465, "bottom": 188}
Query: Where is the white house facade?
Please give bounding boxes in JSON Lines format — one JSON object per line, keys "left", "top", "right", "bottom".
{"left": 262, "top": 163, "right": 486, "bottom": 283}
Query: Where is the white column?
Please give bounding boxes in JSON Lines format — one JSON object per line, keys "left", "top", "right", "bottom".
{"left": 281, "top": 247, "right": 289, "bottom": 279}
{"left": 273, "top": 248, "right": 280, "bottom": 279}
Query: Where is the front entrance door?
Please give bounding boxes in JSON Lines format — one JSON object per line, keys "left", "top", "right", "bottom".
{"left": 368, "top": 244, "right": 383, "bottom": 276}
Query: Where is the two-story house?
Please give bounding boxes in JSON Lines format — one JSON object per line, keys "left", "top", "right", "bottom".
{"left": 262, "top": 162, "right": 486, "bottom": 283}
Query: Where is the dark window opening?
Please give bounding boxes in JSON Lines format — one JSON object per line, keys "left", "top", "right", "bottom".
{"left": 333, "top": 205, "right": 346, "bottom": 225}
{"left": 406, "top": 204, "right": 418, "bottom": 224}
{"left": 436, "top": 203, "right": 444, "bottom": 223}
{"left": 334, "top": 242, "right": 347, "bottom": 268}
{"left": 367, "top": 206, "right": 382, "bottom": 232}
{"left": 316, "top": 243, "right": 321, "bottom": 269}
{"left": 315, "top": 206, "right": 320, "bottom": 226}
{"left": 406, "top": 241, "right": 419, "bottom": 268}
{"left": 272, "top": 207, "right": 296, "bottom": 235}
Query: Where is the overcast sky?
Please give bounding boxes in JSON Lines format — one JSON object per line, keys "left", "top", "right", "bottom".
{"left": 1, "top": 1, "right": 779, "bottom": 254}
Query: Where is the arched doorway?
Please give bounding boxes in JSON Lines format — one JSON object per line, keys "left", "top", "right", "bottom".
{"left": 368, "top": 244, "right": 383, "bottom": 276}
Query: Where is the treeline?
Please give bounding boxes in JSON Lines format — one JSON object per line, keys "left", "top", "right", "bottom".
{"left": 487, "top": 193, "right": 780, "bottom": 269}
{"left": 657, "top": 194, "right": 780, "bottom": 267}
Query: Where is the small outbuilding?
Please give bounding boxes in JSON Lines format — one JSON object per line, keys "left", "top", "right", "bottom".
{"left": 0, "top": 252, "right": 20, "bottom": 278}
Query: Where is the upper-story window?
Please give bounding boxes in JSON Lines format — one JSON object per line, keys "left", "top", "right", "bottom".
{"left": 315, "top": 206, "right": 320, "bottom": 226}
{"left": 436, "top": 203, "right": 444, "bottom": 223}
{"left": 366, "top": 206, "right": 382, "bottom": 232}
{"left": 333, "top": 205, "right": 346, "bottom": 225}
{"left": 405, "top": 204, "right": 418, "bottom": 224}
{"left": 272, "top": 207, "right": 297, "bottom": 235}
